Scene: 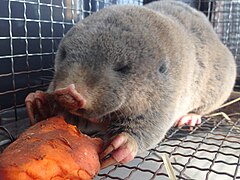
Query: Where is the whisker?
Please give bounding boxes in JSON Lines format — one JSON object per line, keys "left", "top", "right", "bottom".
{"left": 39, "top": 77, "right": 53, "bottom": 82}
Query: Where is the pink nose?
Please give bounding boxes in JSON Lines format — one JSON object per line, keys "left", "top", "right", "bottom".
{"left": 54, "top": 84, "right": 86, "bottom": 111}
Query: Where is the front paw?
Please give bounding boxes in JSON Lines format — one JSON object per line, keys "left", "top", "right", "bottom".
{"left": 100, "top": 132, "right": 138, "bottom": 169}
{"left": 25, "top": 91, "right": 54, "bottom": 124}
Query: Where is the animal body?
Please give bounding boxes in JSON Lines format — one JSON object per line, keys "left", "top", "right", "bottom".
{"left": 25, "top": 0, "right": 236, "bottom": 168}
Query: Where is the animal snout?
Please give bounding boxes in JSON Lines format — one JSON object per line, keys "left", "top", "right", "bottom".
{"left": 54, "top": 84, "right": 86, "bottom": 111}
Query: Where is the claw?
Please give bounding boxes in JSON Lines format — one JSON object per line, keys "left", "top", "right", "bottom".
{"left": 25, "top": 91, "right": 56, "bottom": 125}
{"left": 101, "top": 156, "right": 118, "bottom": 169}
{"left": 100, "top": 144, "right": 115, "bottom": 160}
{"left": 100, "top": 132, "right": 138, "bottom": 169}
{"left": 177, "top": 113, "right": 202, "bottom": 130}
{"left": 25, "top": 93, "right": 36, "bottom": 125}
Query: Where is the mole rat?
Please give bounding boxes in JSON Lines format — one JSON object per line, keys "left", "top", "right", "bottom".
{"left": 25, "top": 0, "right": 236, "bottom": 168}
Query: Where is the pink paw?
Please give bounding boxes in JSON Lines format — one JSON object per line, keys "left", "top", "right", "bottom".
{"left": 25, "top": 91, "right": 56, "bottom": 124}
{"left": 100, "top": 132, "right": 138, "bottom": 169}
{"left": 177, "top": 113, "right": 202, "bottom": 130}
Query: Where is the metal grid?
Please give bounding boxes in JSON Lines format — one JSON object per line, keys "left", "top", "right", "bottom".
{"left": 0, "top": 0, "right": 74, "bottom": 119}
{"left": 0, "top": 0, "right": 240, "bottom": 179}
{"left": 97, "top": 114, "right": 240, "bottom": 179}
{"left": 210, "top": 1, "right": 240, "bottom": 78}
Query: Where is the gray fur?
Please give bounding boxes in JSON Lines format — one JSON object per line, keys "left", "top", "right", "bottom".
{"left": 49, "top": 1, "right": 236, "bottom": 153}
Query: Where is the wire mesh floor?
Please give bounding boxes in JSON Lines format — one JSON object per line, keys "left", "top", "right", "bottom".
{"left": 0, "top": 112, "right": 239, "bottom": 179}
{"left": 96, "top": 114, "right": 240, "bottom": 179}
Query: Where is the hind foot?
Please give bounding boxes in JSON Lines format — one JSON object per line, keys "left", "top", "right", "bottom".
{"left": 177, "top": 113, "right": 202, "bottom": 130}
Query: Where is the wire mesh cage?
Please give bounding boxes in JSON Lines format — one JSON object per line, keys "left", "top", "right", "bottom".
{"left": 0, "top": 0, "right": 240, "bottom": 179}
{"left": 98, "top": 114, "right": 240, "bottom": 179}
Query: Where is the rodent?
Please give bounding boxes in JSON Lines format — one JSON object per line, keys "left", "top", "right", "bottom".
{"left": 26, "top": 0, "right": 236, "bottom": 166}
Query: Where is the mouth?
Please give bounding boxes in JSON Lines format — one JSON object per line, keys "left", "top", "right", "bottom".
{"left": 70, "top": 107, "right": 117, "bottom": 124}
{"left": 70, "top": 106, "right": 127, "bottom": 125}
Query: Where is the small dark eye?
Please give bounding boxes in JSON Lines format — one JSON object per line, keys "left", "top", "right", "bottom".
{"left": 159, "top": 62, "right": 168, "bottom": 74}
{"left": 114, "top": 64, "right": 131, "bottom": 74}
